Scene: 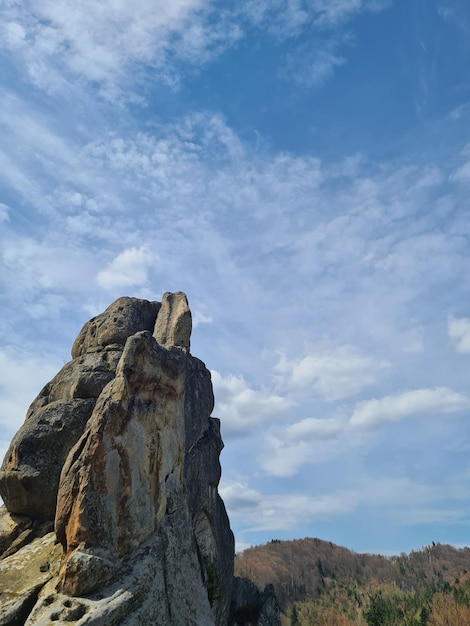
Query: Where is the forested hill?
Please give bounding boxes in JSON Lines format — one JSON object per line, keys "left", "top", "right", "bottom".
{"left": 234, "top": 537, "right": 470, "bottom": 625}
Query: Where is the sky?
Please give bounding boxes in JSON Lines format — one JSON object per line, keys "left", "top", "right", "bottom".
{"left": 1, "top": 0, "right": 470, "bottom": 556}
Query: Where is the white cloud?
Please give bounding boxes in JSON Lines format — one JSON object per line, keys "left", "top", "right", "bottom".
{"left": 282, "top": 416, "right": 344, "bottom": 442}
{"left": 220, "top": 479, "right": 358, "bottom": 532}
{"left": 261, "top": 415, "right": 362, "bottom": 477}
{"left": 451, "top": 160, "right": 470, "bottom": 183}
{"left": 350, "top": 387, "right": 470, "bottom": 428}
{"left": 0, "top": 0, "right": 393, "bottom": 98}
{"left": 0, "top": 203, "right": 9, "bottom": 221}
{"left": 261, "top": 438, "right": 324, "bottom": 477}
{"left": 211, "top": 370, "right": 293, "bottom": 438}
{"left": 240, "top": 0, "right": 389, "bottom": 36}
{"left": 311, "top": 0, "right": 391, "bottom": 28}
{"left": 0, "top": 0, "right": 242, "bottom": 95}
{"left": 222, "top": 473, "right": 467, "bottom": 546}
{"left": 0, "top": 347, "right": 61, "bottom": 506}
{"left": 1, "top": 236, "right": 99, "bottom": 298}
{"left": 274, "top": 344, "right": 388, "bottom": 402}
{"left": 448, "top": 316, "right": 470, "bottom": 353}
{"left": 400, "top": 326, "right": 424, "bottom": 353}
{"left": 192, "top": 311, "right": 213, "bottom": 327}
{"left": 96, "top": 245, "right": 155, "bottom": 290}
{"left": 282, "top": 38, "right": 347, "bottom": 89}
{"left": 0, "top": 347, "right": 60, "bottom": 445}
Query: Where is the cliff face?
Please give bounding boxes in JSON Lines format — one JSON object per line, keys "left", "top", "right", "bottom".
{"left": 0, "top": 293, "right": 234, "bottom": 626}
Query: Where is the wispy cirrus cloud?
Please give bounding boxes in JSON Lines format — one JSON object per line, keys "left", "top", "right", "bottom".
{"left": 0, "top": 0, "right": 241, "bottom": 95}
{"left": 240, "top": 0, "right": 390, "bottom": 35}
{"left": 0, "top": 0, "right": 392, "bottom": 100}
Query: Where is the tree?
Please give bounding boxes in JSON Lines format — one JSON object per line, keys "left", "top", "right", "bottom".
{"left": 364, "top": 591, "right": 402, "bottom": 626}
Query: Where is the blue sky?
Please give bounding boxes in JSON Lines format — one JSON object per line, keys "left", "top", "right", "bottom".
{"left": 1, "top": 0, "right": 470, "bottom": 555}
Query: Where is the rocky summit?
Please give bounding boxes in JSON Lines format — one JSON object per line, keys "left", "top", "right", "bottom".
{"left": 0, "top": 292, "right": 237, "bottom": 625}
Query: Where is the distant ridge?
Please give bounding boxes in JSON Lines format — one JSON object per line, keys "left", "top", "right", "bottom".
{"left": 235, "top": 537, "right": 470, "bottom": 624}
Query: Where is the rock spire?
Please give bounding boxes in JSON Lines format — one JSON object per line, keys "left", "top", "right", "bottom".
{"left": 0, "top": 292, "right": 234, "bottom": 625}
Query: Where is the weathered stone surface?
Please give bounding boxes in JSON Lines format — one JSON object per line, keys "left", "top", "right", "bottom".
{"left": 26, "top": 525, "right": 215, "bottom": 626}
{"left": 230, "top": 578, "right": 281, "bottom": 626}
{"left": 71, "top": 296, "right": 160, "bottom": 358}
{"left": 55, "top": 331, "right": 188, "bottom": 592}
{"left": 0, "top": 292, "right": 236, "bottom": 625}
{"left": 153, "top": 291, "right": 192, "bottom": 351}
{"left": 36, "top": 349, "right": 123, "bottom": 404}
{"left": 0, "top": 399, "right": 96, "bottom": 519}
{"left": 0, "top": 507, "right": 53, "bottom": 561}
{"left": 184, "top": 354, "right": 234, "bottom": 626}
{"left": 0, "top": 300, "right": 158, "bottom": 521}
{"left": 257, "top": 585, "right": 281, "bottom": 626}
{"left": 0, "top": 532, "right": 62, "bottom": 626}
{"left": 0, "top": 506, "right": 33, "bottom": 558}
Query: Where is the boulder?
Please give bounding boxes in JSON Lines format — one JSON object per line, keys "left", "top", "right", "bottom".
{"left": 71, "top": 296, "right": 160, "bottom": 358}
{"left": 0, "top": 399, "right": 95, "bottom": 519}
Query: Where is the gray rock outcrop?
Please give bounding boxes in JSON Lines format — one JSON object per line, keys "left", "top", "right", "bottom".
{"left": 230, "top": 578, "right": 281, "bottom": 626}
{"left": 0, "top": 292, "right": 234, "bottom": 625}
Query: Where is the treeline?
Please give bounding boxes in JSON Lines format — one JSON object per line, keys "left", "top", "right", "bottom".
{"left": 234, "top": 538, "right": 470, "bottom": 625}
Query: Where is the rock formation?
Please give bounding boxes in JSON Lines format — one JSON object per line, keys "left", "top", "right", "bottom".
{"left": 230, "top": 578, "right": 281, "bottom": 626}
{"left": 0, "top": 292, "right": 234, "bottom": 625}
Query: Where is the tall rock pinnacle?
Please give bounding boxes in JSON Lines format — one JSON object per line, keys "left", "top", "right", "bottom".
{"left": 0, "top": 293, "right": 234, "bottom": 625}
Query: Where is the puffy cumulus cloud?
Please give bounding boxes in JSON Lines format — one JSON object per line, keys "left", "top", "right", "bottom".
{"left": 349, "top": 387, "right": 470, "bottom": 429}
{"left": 448, "top": 316, "right": 470, "bottom": 353}
{"left": 96, "top": 245, "right": 155, "bottom": 290}
{"left": 211, "top": 371, "right": 293, "bottom": 439}
{"left": 274, "top": 344, "right": 388, "bottom": 402}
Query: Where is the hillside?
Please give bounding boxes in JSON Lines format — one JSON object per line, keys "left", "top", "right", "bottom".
{"left": 234, "top": 538, "right": 470, "bottom": 625}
